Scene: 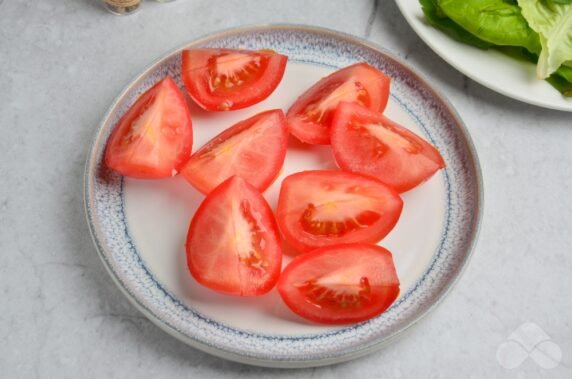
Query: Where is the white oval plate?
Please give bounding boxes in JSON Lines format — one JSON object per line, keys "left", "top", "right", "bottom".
{"left": 85, "top": 25, "right": 483, "bottom": 368}
{"left": 396, "top": 0, "right": 572, "bottom": 112}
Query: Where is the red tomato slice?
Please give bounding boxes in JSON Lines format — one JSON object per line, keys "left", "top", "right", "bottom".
{"left": 104, "top": 76, "right": 193, "bottom": 179}
{"left": 286, "top": 63, "right": 390, "bottom": 145}
{"left": 186, "top": 176, "right": 282, "bottom": 296}
{"left": 276, "top": 170, "right": 403, "bottom": 253}
{"left": 278, "top": 244, "right": 400, "bottom": 324}
{"left": 181, "top": 109, "right": 288, "bottom": 194}
{"left": 331, "top": 102, "right": 446, "bottom": 193}
{"left": 181, "top": 48, "right": 287, "bottom": 111}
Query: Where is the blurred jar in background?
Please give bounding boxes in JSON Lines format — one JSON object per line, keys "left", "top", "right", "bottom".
{"left": 102, "top": 0, "right": 141, "bottom": 15}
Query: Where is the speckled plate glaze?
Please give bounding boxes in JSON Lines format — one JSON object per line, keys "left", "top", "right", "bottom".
{"left": 84, "top": 25, "right": 483, "bottom": 368}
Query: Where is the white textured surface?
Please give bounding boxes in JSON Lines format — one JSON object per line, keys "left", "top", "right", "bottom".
{"left": 1, "top": 0, "right": 571, "bottom": 377}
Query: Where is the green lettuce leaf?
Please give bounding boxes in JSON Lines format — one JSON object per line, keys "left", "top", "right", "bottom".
{"left": 555, "top": 64, "right": 572, "bottom": 81}
{"left": 420, "top": 0, "right": 494, "bottom": 48}
{"left": 518, "top": 0, "right": 572, "bottom": 78}
{"left": 546, "top": 72, "right": 572, "bottom": 96}
{"left": 547, "top": 0, "right": 572, "bottom": 5}
{"left": 437, "top": 0, "right": 542, "bottom": 54}
{"left": 498, "top": 46, "right": 572, "bottom": 96}
{"left": 418, "top": 0, "right": 572, "bottom": 96}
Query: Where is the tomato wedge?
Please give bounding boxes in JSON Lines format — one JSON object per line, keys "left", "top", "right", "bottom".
{"left": 331, "top": 102, "right": 446, "bottom": 193}
{"left": 286, "top": 63, "right": 390, "bottom": 145}
{"left": 181, "top": 48, "right": 287, "bottom": 111}
{"left": 104, "top": 76, "right": 193, "bottom": 179}
{"left": 278, "top": 244, "right": 400, "bottom": 324}
{"left": 276, "top": 170, "right": 403, "bottom": 253}
{"left": 181, "top": 109, "right": 288, "bottom": 194}
{"left": 186, "top": 176, "right": 282, "bottom": 296}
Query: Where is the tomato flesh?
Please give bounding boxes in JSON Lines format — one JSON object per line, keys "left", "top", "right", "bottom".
{"left": 276, "top": 170, "right": 403, "bottom": 253}
{"left": 286, "top": 63, "right": 390, "bottom": 145}
{"left": 331, "top": 102, "right": 446, "bottom": 192}
{"left": 186, "top": 176, "right": 282, "bottom": 296}
{"left": 104, "top": 76, "right": 193, "bottom": 179}
{"left": 181, "top": 109, "right": 288, "bottom": 194}
{"left": 278, "top": 244, "right": 400, "bottom": 324}
{"left": 182, "top": 48, "right": 287, "bottom": 111}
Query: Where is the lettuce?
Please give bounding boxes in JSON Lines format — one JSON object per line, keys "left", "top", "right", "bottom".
{"left": 418, "top": 0, "right": 572, "bottom": 97}
{"left": 518, "top": 0, "right": 572, "bottom": 78}
{"left": 437, "top": 0, "right": 542, "bottom": 54}
{"left": 545, "top": 0, "right": 572, "bottom": 6}
{"left": 555, "top": 64, "right": 572, "bottom": 81}
{"left": 547, "top": 72, "right": 572, "bottom": 96}
{"left": 420, "top": 0, "right": 493, "bottom": 49}
{"left": 498, "top": 45, "right": 572, "bottom": 96}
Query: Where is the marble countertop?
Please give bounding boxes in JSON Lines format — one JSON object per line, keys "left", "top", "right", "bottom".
{"left": 1, "top": 0, "right": 571, "bottom": 377}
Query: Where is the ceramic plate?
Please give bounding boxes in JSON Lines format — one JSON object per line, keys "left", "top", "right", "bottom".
{"left": 85, "top": 25, "right": 482, "bottom": 368}
{"left": 396, "top": 0, "right": 572, "bottom": 112}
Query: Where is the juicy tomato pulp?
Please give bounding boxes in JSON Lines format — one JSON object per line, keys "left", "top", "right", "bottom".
{"left": 104, "top": 76, "right": 193, "bottom": 179}
{"left": 286, "top": 63, "right": 390, "bottom": 145}
{"left": 181, "top": 109, "right": 288, "bottom": 194}
{"left": 276, "top": 170, "right": 403, "bottom": 253}
{"left": 186, "top": 176, "right": 282, "bottom": 296}
{"left": 331, "top": 102, "right": 446, "bottom": 193}
{"left": 278, "top": 244, "right": 400, "bottom": 324}
{"left": 181, "top": 48, "right": 287, "bottom": 111}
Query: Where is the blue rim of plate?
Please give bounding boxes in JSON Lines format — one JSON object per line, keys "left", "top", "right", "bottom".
{"left": 84, "top": 24, "right": 483, "bottom": 368}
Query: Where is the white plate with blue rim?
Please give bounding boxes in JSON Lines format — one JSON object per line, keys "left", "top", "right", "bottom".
{"left": 84, "top": 24, "right": 483, "bottom": 368}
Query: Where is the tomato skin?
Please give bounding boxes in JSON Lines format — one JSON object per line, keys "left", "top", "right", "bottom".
{"left": 276, "top": 170, "right": 403, "bottom": 253}
{"left": 181, "top": 48, "right": 287, "bottom": 111}
{"left": 104, "top": 76, "right": 193, "bottom": 179}
{"left": 286, "top": 63, "right": 390, "bottom": 145}
{"left": 278, "top": 244, "right": 400, "bottom": 324}
{"left": 181, "top": 109, "right": 288, "bottom": 194}
{"left": 186, "top": 176, "right": 282, "bottom": 296}
{"left": 331, "top": 102, "right": 446, "bottom": 193}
